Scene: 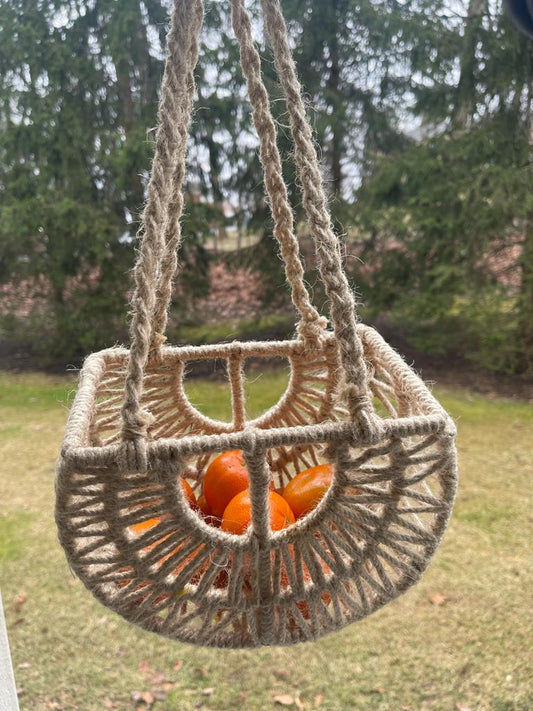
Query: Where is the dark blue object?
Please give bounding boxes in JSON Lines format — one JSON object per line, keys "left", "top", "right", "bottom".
{"left": 505, "top": 0, "right": 533, "bottom": 39}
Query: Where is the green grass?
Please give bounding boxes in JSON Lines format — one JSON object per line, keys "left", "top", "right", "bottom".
{"left": 0, "top": 372, "right": 76, "bottom": 410}
{"left": 175, "top": 313, "right": 295, "bottom": 348}
{"left": 183, "top": 362, "right": 292, "bottom": 422}
{"left": 0, "top": 510, "right": 35, "bottom": 565}
{"left": 0, "top": 371, "right": 532, "bottom": 710}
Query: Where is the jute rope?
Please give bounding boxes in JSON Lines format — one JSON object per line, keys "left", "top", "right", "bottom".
{"left": 151, "top": 0, "right": 205, "bottom": 352}
{"left": 122, "top": 0, "right": 376, "bottom": 447}
{"left": 229, "top": 0, "right": 326, "bottom": 342}
{"left": 259, "top": 0, "right": 373, "bottom": 423}
{"left": 121, "top": 0, "right": 204, "bottom": 447}
{"left": 56, "top": 0, "right": 458, "bottom": 649}
{"left": 151, "top": 0, "right": 323, "bottom": 348}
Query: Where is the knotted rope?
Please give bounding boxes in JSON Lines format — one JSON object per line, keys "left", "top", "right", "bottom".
{"left": 259, "top": 0, "right": 373, "bottom": 422}
{"left": 121, "top": 0, "right": 204, "bottom": 446}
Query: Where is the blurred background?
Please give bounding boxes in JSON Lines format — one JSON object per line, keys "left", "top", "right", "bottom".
{"left": 1, "top": 2, "right": 533, "bottom": 710}
{"left": 0, "top": 0, "right": 532, "bottom": 382}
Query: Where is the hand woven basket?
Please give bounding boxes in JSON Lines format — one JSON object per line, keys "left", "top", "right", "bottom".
{"left": 55, "top": 0, "right": 458, "bottom": 648}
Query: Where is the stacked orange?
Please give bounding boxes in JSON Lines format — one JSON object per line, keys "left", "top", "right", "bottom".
{"left": 125, "top": 452, "right": 338, "bottom": 613}
{"left": 200, "top": 450, "right": 335, "bottom": 533}
{"left": 199, "top": 451, "right": 335, "bottom": 617}
{"left": 127, "top": 451, "right": 336, "bottom": 538}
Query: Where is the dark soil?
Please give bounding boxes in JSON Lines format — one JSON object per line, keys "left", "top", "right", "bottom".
{"left": 3, "top": 255, "right": 532, "bottom": 399}
{"left": 374, "top": 319, "right": 533, "bottom": 402}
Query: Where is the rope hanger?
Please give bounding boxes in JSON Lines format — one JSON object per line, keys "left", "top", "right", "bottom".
{"left": 55, "top": 0, "right": 458, "bottom": 648}
{"left": 122, "top": 0, "right": 373, "bottom": 451}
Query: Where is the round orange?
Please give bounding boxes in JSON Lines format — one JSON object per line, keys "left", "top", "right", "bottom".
{"left": 203, "top": 450, "right": 250, "bottom": 519}
{"left": 221, "top": 490, "right": 296, "bottom": 535}
{"left": 282, "top": 464, "right": 334, "bottom": 520}
{"left": 196, "top": 493, "right": 220, "bottom": 528}
{"left": 196, "top": 493, "right": 211, "bottom": 516}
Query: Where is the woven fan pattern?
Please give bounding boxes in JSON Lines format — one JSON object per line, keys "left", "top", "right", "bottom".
{"left": 56, "top": 327, "right": 456, "bottom": 647}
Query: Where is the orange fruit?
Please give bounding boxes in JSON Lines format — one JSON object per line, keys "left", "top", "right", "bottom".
{"left": 120, "top": 544, "right": 202, "bottom": 607}
{"left": 196, "top": 493, "right": 220, "bottom": 528}
{"left": 221, "top": 490, "right": 296, "bottom": 535}
{"left": 128, "top": 478, "right": 195, "bottom": 535}
{"left": 128, "top": 514, "right": 167, "bottom": 536}
{"left": 197, "top": 493, "right": 210, "bottom": 516}
{"left": 180, "top": 478, "right": 197, "bottom": 509}
{"left": 203, "top": 450, "right": 250, "bottom": 519}
{"left": 282, "top": 464, "right": 334, "bottom": 520}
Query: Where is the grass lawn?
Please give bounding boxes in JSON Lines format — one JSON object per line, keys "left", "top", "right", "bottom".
{"left": 0, "top": 369, "right": 532, "bottom": 711}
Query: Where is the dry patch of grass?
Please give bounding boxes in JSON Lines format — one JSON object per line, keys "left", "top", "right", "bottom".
{"left": 0, "top": 371, "right": 531, "bottom": 710}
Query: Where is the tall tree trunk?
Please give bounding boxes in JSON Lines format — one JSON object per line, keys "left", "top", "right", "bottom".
{"left": 452, "top": 0, "right": 485, "bottom": 132}
{"left": 327, "top": 0, "right": 342, "bottom": 195}
{"left": 517, "top": 214, "right": 533, "bottom": 373}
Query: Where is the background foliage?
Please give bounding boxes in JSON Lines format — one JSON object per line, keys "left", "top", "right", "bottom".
{"left": 0, "top": 0, "right": 531, "bottom": 373}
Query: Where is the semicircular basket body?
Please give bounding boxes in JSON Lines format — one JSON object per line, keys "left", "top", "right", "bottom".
{"left": 56, "top": 0, "right": 458, "bottom": 649}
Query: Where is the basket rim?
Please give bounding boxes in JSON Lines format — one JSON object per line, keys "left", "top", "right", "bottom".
{"left": 60, "top": 333, "right": 335, "bottom": 454}
{"left": 59, "top": 325, "right": 457, "bottom": 465}
{"left": 61, "top": 415, "right": 455, "bottom": 469}
{"left": 83, "top": 334, "right": 336, "bottom": 363}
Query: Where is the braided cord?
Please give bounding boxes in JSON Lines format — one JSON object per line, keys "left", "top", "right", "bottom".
{"left": 121, "top": 0, "right": 204, "bottom": 441}
{"left": 229, "top": 0, "right": 325, "bottom": 340}
{"left": 122, "top": 0, "right": 372, "bottom": 439}
{"left": 259, "top": 0, "right": 372, "bottom": 420}
{"left": 150, "top": 0, "right": 204, "bottom": 349}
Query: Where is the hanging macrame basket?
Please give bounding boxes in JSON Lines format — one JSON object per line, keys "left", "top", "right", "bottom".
{"left": 55, "top": 0, "right": 458, "bottom": 648}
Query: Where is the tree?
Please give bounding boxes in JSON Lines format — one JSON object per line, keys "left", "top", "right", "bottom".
{"left": 3, "top": 0, "right": 530, "bottom": 373}
{"left": 234, "top": 0, "right": 417, "bottom": 310}
{"left": 279, "top": 0, "right": 412, "bottom": 203}
{"left": 0, "top": 0, "right": 214, "bottom": 362}
{"left": 355, "top": 0, "right": 533, "bottom": 373}
{"left": 0, "top": 1, "right": 157, "bottom": 360}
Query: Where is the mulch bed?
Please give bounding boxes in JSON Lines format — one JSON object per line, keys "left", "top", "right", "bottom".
{"left": 1, "top": 260, "right": 531, "bottom": 400}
